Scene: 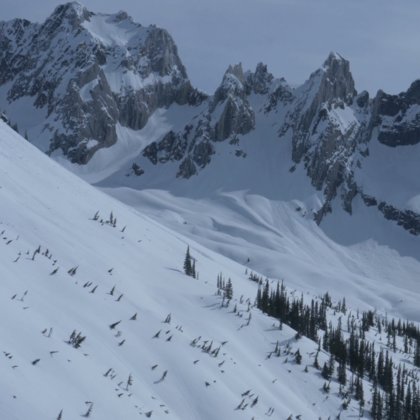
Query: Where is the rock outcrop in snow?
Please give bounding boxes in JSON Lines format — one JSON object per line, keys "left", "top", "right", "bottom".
{"left": 142, "top": 62, "right": 258, "bottom": 178}
{"left": 372, "top": 81, "right": 420, "bottom": 147}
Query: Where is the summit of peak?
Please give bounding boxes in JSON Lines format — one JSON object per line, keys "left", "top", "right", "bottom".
{"left": 304, "top": 51, "right": 356, "bottom": 104}
{"left": 224, "top": 63, "right": 245, "bottom": 83}
{"left": 321, "top": 52, "right": 353, "bottom": 79}
{"left": 324, "top": 51, "right": 346, "bottom": 65}
{"left": 51, "top": 2, "right": 89, "bottom": 19}
{"left": 45, "top": 2, "right": 93, "bottom": 29}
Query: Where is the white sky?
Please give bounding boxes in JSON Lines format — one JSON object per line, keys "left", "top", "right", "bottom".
{"left": 2, "top": 0, "right": 420, "bottom": 95}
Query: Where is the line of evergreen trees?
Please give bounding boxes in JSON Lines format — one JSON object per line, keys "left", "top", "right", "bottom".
{"left": 256, "top": 279, "right": 328, "bottom": 341}
{"left": 255, "top": 279, "right": 420, "bottom": 419}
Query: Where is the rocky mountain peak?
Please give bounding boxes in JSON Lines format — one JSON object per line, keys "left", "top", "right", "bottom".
{"left": 405, "top": 79, "right": 420, "bottom": 103}
{"left": 225, "top": 63, "right": 245, "bottom": 82}
{"left": 323, "top": 51, "right": 345, "bottom": 66}
{"left": 35, "top": 2, "right": 93, "bottom": 47}
{"left": 112, "top": 10, "right": 131, "bottom": 23}
{"left": 0, "top": 2, "right": 195, "bottom": 163}
{"left": 245, "top": 62, "right": 274, "bottom": 95}
{"left": 52, "top": 2, "right": 90, "bottom": 20}
{"left": 213, "top": 63, "right": 246, "bottom": 105}
{"left": 319, "top": 51, "right": 356, "bottom": 104}
{"left": 371, "top": 79, "right": 420, "bottom": 148}
{"left": 45, "top": 2, "right": 92, "bottom": 30}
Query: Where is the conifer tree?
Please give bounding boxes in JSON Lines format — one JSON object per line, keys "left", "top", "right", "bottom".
{"left": 313, "top": 351, "right": 320, "bottom": 369}
{"left": 183, "top": 246, "right": 192, "bottom": 276}
{"left": 371, "top": 385, "right": 380, "bottom": 419}
{"left": 295, "top": 349, "right": 302, "bottom": 365}
{"left": 337, "top": 359, "right": 347, "bottom": 386}
{"left": 414, "top": 339, "right": 420, "bottom": 368}
{"left": 322, "top": 361, "right": 331, "bottom": 380}
{"left": 225, "top": 278, "right": 233, "bottom": 300}
{"left": 355, "top": 375, "right": 364, "bottom": 404}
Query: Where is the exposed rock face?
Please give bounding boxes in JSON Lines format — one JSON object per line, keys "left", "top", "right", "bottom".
{"left": 143, "top": 113, "right": 215, "bottom": 178}
{"left": 212, "top": 64, "right": 255, "bottom": 141}
{"left": 273, "top": 53, "right": 364, "bottom": 219}
{"left": 370, "top": 81, "right": 420, "bottom": 147}
{"left": 245, "top": 62, "right": 274, "bottom": 95}
{"left": 143, "top": 63, "right": 259, "bottom": 178}
{"left": 275, "top": 53, "right": 420, "bottom": 234}
{"left": 0, "top": 2, "right": 198, "bottom": 163}
{"left": 214, "top": 94, "right": 254, "bottom": 141}
{"left": 378, "top": 204, "right": 420, "bottom": 235}
{"left": 264, "top": 78, "right": 294, "bottom": 112}
{"left": 143, "top": 129, "right": 190, "bottom": 165}
{"left": 177, "top": 157, "right": 197, "bottom": 178}
{"left": 361, "top": 194, "right": 420, "bottom": 235}
{"left": 284, "top": 53, "right": 357, "bottom": 162}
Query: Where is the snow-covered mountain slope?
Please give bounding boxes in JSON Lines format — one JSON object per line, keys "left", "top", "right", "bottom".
{"left": 1, "top": 121, "right": 419, "bottom": 419}
{"left": 0, "top": 120, "right": 388, "bottom": 419}
{"left": 105, "top": 184, "right": 420, "bottom": 323}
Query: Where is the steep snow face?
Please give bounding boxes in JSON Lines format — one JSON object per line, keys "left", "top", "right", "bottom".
{"left": 0, "top": 2, "right": 196, "bottom": 164}
{"left": 3, "top": 120, "right": 321, "bottom": 420}
{"left": 1, "top": 122, "right": 420, "bottom": 420}
{"left": 0, "top": 119, "right": 310, "bottom": 419}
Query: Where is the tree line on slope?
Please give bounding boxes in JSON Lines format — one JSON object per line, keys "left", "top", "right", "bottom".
{"left": 255, "top": 277, "right": 420, "bottom": 420}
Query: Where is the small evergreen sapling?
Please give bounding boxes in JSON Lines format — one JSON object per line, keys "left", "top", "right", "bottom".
{"left": 66, "top": 330, "right": 86, "bottom": 349}
{"left": 295, "top": 349, "right": 302, "bottom": 365}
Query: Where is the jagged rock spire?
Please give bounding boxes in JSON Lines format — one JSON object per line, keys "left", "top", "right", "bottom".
{"left": 246, "top": 63, "right": 274, "bottom": 95}
{"left": 225, "top": 63, "right": 245, "bottom": 82}
{"left": 320, "top": 52, "right": 356, "bottom": 104}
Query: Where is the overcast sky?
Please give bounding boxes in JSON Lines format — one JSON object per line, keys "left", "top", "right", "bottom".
{"left": 2, "top": 0, "right": 420, "bottom": 95}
